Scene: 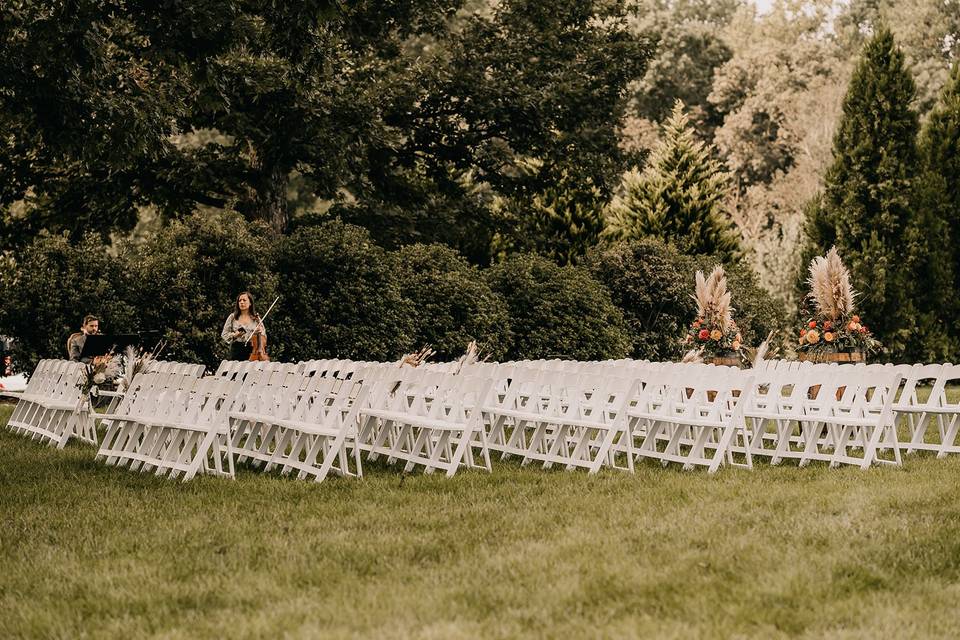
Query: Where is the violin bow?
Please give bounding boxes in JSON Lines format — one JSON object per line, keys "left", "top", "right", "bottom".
{"left": 244, "top": 296, "right": 280, "bottom": 345}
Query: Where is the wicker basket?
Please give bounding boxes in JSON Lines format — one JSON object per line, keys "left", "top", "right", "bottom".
{"left": 797, "top": 350, "right": 864, "bottom": 363}
{"left": 705, "top": 352, "right": 742, "bottom": 368}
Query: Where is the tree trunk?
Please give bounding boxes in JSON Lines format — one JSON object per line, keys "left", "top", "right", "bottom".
{"left": 252, "top": 162, "right": 289, "bottom": 234}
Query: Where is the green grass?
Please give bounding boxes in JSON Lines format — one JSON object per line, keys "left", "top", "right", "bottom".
{"left": 3, "top": 400, "right": 960, "bottom": 639}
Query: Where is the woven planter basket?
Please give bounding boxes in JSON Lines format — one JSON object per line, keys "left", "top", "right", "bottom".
{"left": 797, "top": 350, "right": 864, "bottom": 364}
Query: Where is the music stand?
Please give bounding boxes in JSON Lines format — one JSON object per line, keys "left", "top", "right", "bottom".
{"left": 78, "top": 334, "right": 142, "bottom": 360}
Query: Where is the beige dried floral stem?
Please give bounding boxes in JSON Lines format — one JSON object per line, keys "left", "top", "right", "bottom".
{"left": 693, "top": 265, "right": 734, "bottom": 331}
{"left": 807, "top": 246, "right": 856, "bottom": 321}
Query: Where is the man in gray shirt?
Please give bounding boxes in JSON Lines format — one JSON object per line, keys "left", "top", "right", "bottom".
{"left": 67, "top": 315, "right": 100, "bottom": 363}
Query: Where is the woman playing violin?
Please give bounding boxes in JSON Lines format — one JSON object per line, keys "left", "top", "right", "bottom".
{"left": 221, "top": 292, "right": 266, "bottom": 361}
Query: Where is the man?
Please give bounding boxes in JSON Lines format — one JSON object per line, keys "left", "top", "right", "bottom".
{"left": 67, "top": 315, "right": 99, "bottom": 363}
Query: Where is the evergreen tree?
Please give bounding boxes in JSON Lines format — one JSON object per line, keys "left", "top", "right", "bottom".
{"left": 490, "top": 164, "right": 607, "bottom": 266}
{"left": 603, "top": 100, "right": 741, "bottom": 262}
{"left": 919, "top": 62, "right": 960, "bottom": 349}
{"left": 803, "top": 27, "right": 929, "bottom": 359}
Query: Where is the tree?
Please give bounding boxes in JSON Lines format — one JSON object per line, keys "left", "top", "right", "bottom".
{"left": 334, "top": 0, "right": 653, "bottom": 262}
{"left": 0, "top": 232, "right": 137, "bottom": 371}
{"left": 919, "top": 61, "right": 960, "bottom": 349}
{"left": 1, "top": 0, "right": 652, "bottom": 252}
{"left": 604, "top": 100, "right": 741, "bottom": 262}
{"left": 394, "top": 243, "right": 512, "bottom": 360}
{"left": 130, "top": 209, "right": 279, "bottom": 369}
{"left": 803, "top": 27, "right": 948, "bottom": 360}
{"left": 624, "top": 0, "right": 738, "bottom": 143}
{"left": 486, "top": 254, "right": 630, "bottom": 360}
{"left": 273, "top": 221, "right": 415, "bottom": 362}
{"left": 835, "top": 0, "right": 960, "bottom": 115}
{"left": 489, "top": 163, "right": 607, "bottom": 265}
{"left": 700, "top": 2, "right": 851, "bottom": 308}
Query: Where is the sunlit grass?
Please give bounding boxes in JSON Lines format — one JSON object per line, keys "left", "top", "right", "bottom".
{"left": 2, "top": 397, "right": 960, "bottom": 638}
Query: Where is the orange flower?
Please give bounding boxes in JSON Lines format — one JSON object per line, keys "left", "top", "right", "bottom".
{"left": 807, "top": 330, "right": 820, "bottom": 344}
{"left": 824, "top": 332, "right": 835, "bottom": 342}
{"left": 824, "top": 321, "right": 832, "bottom": 330}
{"left": 732, "top": 340, "right": 741, "bottom": 350}
{"left": 849, "top": 322, "right": 861, "bottom": 331}
{"left": 800, "top": 328, "right": 807, "bottom": 337}
{"left": 808, "top": 320, "right": 817, "bottom": 328}
{"left": 852, "top": 315, "right": 860, "bottom": 323}
{"left": 710, "top": 329, "right": 722, "bottom": 341}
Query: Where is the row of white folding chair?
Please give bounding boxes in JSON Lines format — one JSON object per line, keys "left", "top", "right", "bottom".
{"left": 885, "top": 363, "right": 960, "bottom": 456}
{"left": 743, "top": 364, "right": 903, "bottom": 468}
{"left": 356, "top": 366, "right": 494, "bottom": 476}
{"left": 228, "top": 363, "right": 317, "bottom": 467}
{"left": 147, "top": 360, "right": 206, "bottom": 377}
{"left": 623, "top": 366, "right": 755, "bottom": 473}
{"left": 228, "top": 365, "right": 371, "bottom": 480}
{"left": 98, "top": 370, "right": 204, "bottom": 464}
{"left": 482, "top": 366, "right": 638, "bottom": 473}
{"left": 212, "top": 359, "right": 297, "bottom": 381}
{"left": 756, "top": 359, "right": 960, "bottom": 459}
{"left": 6, "top": 359, "right": 94, "bottom": 448}
{"left": 96, "top": 371, "right": 244, "bottom": 480}
{"left": 227, "top": 360, "right": 392, "bottom": 472}
{"left": 99, "top": 360, "right": 207, "bottom": 420}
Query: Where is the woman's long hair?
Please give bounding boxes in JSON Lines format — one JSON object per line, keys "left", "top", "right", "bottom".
{"left": 233, "top": 291, "right": 259, "bottom": 320}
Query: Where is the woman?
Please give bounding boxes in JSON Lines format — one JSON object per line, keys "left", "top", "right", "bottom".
{"left": 221, "top": 292, "right": 266, "bottom": 361}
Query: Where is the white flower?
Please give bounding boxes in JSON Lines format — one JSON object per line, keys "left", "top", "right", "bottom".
{"left": 90, "top": 385, "right": 99, "bottom": 398}
{"left": 93, "top": 373, "right": 106, "bottom": 384}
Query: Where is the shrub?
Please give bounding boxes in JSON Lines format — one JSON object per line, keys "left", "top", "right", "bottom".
{"left": 394, "top": 244, "right": 511, "bottom": 361}
{"left": 583, "top": 239, "right": 692, "bottom": 360}
{"left": 0, "top": 232, "right": 137, "bottom": 371}
{"left": 586, "top": 239, "right": 784, "bottom": 360}
{"left": 486, "top": 254, "right": 630, "bottom": 360}
{"left": 274, "top": 221, "right": 415, "bottom": 361}
{"left": 130, "top": 209, "right": 278, "bottom": 369}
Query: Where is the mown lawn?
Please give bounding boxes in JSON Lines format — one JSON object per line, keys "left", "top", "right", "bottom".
{"left": 2, "top": 400, "right": 960, "bottom": 639}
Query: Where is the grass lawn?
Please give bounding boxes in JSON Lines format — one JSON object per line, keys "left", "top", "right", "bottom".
{"left": 3, "top": 399, "right": 960, "bottom": 639}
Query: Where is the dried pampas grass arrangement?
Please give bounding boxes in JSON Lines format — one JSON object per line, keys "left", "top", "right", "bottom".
{"left": 807, "top": 246, "right": 856, "bottom": 321}
{"left": 694, "top": 265, "right": 734, "bottom": 332}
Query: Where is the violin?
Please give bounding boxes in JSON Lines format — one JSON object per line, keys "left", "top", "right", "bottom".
{"left": 245, "top": 296, "right": 279, "bottom": 362}
{"left": 249, "top": 330, "right": 269, "bottom": 361}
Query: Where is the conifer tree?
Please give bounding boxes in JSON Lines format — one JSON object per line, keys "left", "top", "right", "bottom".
{"left": 919, "top": 62, "right": 960, "bottom": 350}
{"left": 604, "top": 100, "right": 740, "bottom": 262}
{"left": 803, "top": 27, "right": 925, "bottom": 359}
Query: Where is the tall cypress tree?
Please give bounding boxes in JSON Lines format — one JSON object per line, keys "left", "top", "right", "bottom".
{"left": 804, "top": 27, "right": 923, "bottom": 359}
{"left": 603, "top": 100, "right": 741, "bottom": 263}
{"left": 919, "top": 62, "right": 960, "bottom": 351}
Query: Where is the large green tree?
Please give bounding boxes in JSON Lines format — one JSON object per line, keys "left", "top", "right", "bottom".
{"left": 1, "top": 0, "right": 651, "bottom": 257}
{"left": 803, "top": 27, "right": 954, "bottom": 360}
{"left": 333, "top": 0, "right": 652, "bottom": 263}
{"left": 604, "top": 100, "right": 741, "bottom": 262}
{"left": 919, "top": 62, "right": 960, "bottom": 347}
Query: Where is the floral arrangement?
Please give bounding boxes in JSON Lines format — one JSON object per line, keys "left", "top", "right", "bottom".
{"left": 454, "top": 340, "right": 490, "bottom": 374}
{"left": 78, "top": 353, "right": 122, "bottom": 397}
{"left": 683, "top": 265, "right": 744, "bottom": 359}
{"left": 398, "top": 345, "right": 436, "bottom": 368}
{"left": 117, "top": 344, "right": 157, "bottom": 391}
{"left": 797, "top": 247, "right": 880, "bottom": 357}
